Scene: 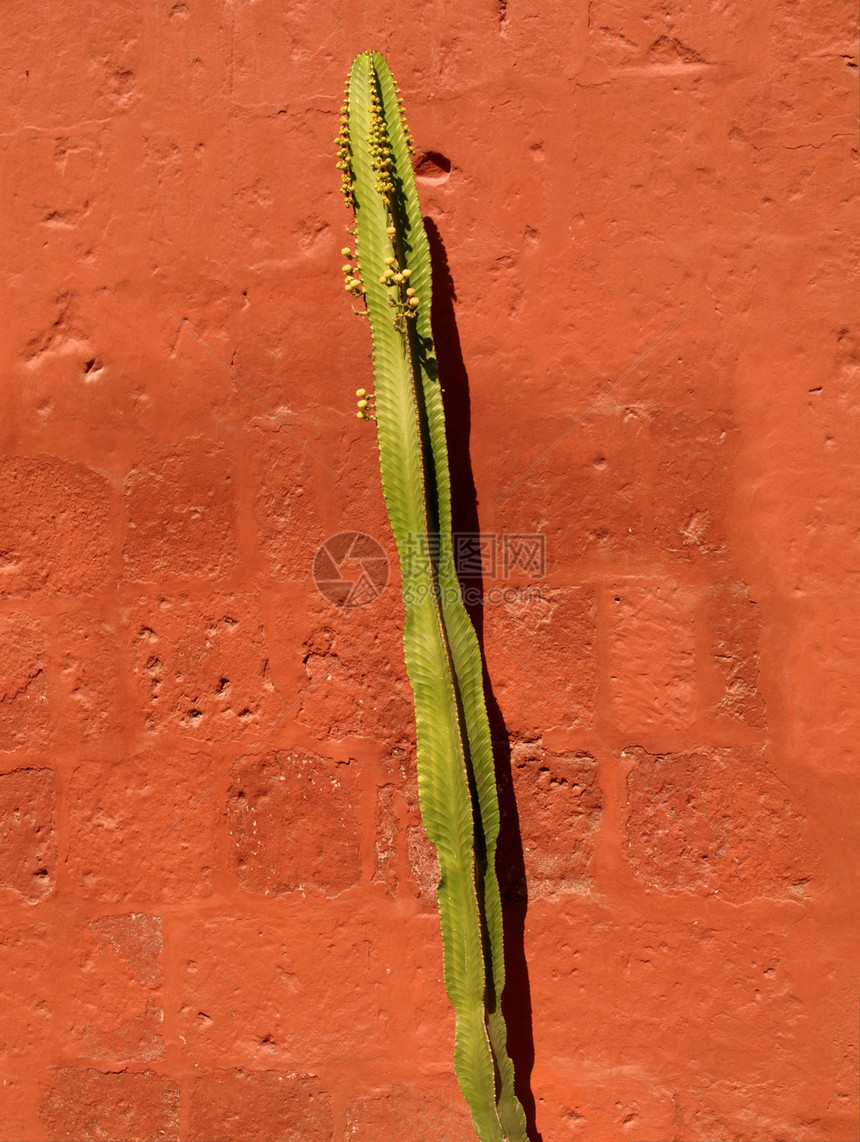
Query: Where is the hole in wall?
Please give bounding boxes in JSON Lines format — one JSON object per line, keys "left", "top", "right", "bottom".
{"left": 414, "top": 151, "right": 452, "bottom": 184}
{"left": 82, "top": 357, "right": 104, "bottom": 379}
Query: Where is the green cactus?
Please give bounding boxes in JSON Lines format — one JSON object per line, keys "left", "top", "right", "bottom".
{"left": 336, "top": 51, "right": 529, "bottom": 1142}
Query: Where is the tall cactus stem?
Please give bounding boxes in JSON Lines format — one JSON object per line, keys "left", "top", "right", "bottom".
{"left": 336, "top": 50, "right": 529, "bottom": 1142}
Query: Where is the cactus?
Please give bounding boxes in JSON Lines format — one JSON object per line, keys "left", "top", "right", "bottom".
{"left": 336, "top": 51, "right": 528, "bottom": 1142}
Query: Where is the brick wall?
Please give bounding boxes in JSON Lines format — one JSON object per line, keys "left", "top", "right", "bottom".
{"left": 1, "top": 1, "right": 857, "bottom": 1139}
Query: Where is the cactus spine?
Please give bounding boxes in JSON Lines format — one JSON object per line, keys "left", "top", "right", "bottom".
{"left": 337, "top": 51, "right": 528, "bottom": 1142}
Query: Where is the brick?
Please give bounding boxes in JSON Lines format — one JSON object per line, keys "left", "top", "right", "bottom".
{"left": 709, "top": 580, "right": 767, "bottom": 728}
{"left": 528, "top": 898, "right": 834, "bottom": 1129}
{"left": 54, "top": 614, "right": 124, "bottom": 740}
{"left": 585, "top": 0, "right": 755, "bottom": 70}
{"left": 622, "top": 745, "right": 818, "bottom": 901}
{"left": 371, "top": 783, "right": 398, "bottom": 893}
{"left": 792, "top": 600, "right": 860, "bottom": 774}
{"left": 493, "top": 401, "right": 739, "bottom": 574}
{"left": 0, "top": 1074, "right": 38, "bottom": 1142}
{"left": 396, "top": 753, "right": 440, "bottom": 908}
{"left": 0, "top": 456, "right": 114, "bottom": 596}
{"left": 534, "top": 1059, "right": 678, "bottom": 1142}
{"left": 67, "top": 753, "right": 220, "bottom": 904}
{"left": 188, "top": 1069, "right": 333, "bottom": 1141}
{"left": 252, "top": 434, "right": 327, "bottom": 581}
{"left": 227, "top": 750, "right": 362, "bottom": 898}
{"left": 89, "top": 913, "right": 163, "bottom": 986}
{"left": 173, "top": 907, "right": 457, "bottom": 1080}
{"left": 39, "top": 1068, "right": 179, "bottom": 1142}
{"left": 675, "top": 1076, "right": 839, "bottom": 1142}
{"left": 126, "top": 593, "right": 275, "bottom": 739}
{"left": 5, "top": 4, "right": 141, "bottom": 127}
{"left": 123, "top": 438, "right": 237, "bottom": 582}
{"left": 406, "top": 823, "right": 441, "bottom": 907}
{"left": 345, "top": 1081, "right": 472, "bottom": 1141}
{"left": 493, "top": 411, "right": 643, "bottom": 561}
{"left": 483, "top": 586, "right": 597, "bottom": 738}
{"left": 76, "top": 996, "right": 164, "bottom": 1063}
{"left": 69, "top": 913, "right": 165, "bottom": 1062}
{"left": 499, "top": 741, "right": 602, "bottom": 899}
{"left": 59, "top": 913, "right": 167, "bottom": 1064}
{"left": 0, "top": 921, "right": 54, "bottom": 1060}
{"left": 0, "top": 616, "right": 49, "bottom": 752}
{"left": 0, "top": 768, "right": 57, "bottom": 902}
{"left": 296, "top": 602, "right": 414, "bottom": 743}
{"left": 607, "top": 577, "right": 697, "bottom": 735}
{"left": 650, "top": 410, "right": 738, "bottom": 559}
{"left": 173, "top": 912, "right": 419, "bottom": 1070}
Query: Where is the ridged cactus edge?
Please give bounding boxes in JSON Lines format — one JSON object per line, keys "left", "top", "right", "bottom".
{"left": 335, "top": 51, "right": 529, "bottom": 1142}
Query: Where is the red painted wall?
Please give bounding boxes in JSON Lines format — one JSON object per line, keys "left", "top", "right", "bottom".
{"left": 1, "top": 2, "right": 858, "bottom": 1140}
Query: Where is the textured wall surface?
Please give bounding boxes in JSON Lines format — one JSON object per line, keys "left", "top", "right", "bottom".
{"left": 1, "top": 2, "right": 858, "bottom": 1140}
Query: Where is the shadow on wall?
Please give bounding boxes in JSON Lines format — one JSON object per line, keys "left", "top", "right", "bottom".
{"left": 426, "top": 217, "right": 542, "bottom": 1142}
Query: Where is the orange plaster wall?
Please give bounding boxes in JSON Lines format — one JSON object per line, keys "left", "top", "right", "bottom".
{"left": 1, "top": 2, "right": 858, "bottom": 1140}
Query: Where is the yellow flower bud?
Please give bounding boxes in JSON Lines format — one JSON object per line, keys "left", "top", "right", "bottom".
{"left": 356, "top": 388, "right": 366, "bottom": 397}
{"left": 341, "top": 247, "right": 352, "bottom": 257}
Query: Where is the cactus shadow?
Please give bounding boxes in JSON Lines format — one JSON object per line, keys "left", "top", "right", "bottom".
{"left": 426, "top": 218, "right": 542, "bottom": 1142}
